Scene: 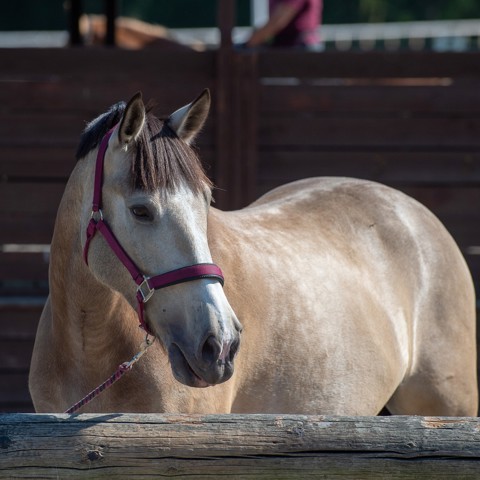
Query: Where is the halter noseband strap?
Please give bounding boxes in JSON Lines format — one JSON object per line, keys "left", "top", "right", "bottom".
{"left": 83, "top": 127, "right": 224, "bottom": 336}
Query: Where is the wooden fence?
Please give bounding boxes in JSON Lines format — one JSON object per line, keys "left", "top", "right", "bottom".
{"left": 1, "top": 48, "right": 479, "bottom": 412}
{"left": 1, "top": 414, "right": 480, "bottom": 478}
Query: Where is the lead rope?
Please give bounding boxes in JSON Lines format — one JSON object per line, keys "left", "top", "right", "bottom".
{"left": 64, "top": 335, "right": 155, "bottom": 414}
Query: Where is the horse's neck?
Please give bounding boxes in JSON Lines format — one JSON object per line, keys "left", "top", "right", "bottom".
{"left": 48, "top": 162, "right": 139, "bottom": 368}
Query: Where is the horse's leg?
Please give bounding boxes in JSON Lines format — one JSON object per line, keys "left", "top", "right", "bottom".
{"left": 386, "top": 284, "right": 477, "bottom": 416}
{"left": 29, "top": 297, "right": 63, "bottom": 412}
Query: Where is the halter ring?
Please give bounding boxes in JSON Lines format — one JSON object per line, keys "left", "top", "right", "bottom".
{"left": 90, "top": 209, "right": 104, "bottom": 222}
{"left": 137, "top": 277, "right": 154, "bottom": 303}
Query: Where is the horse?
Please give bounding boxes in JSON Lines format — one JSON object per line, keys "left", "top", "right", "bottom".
{"left": 79, "top": 15, "right": 198, "bottom": 51}
{"left": 29, "top": 89, "right": 478, "bottom": 415}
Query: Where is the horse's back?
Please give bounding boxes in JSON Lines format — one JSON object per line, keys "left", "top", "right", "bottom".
{"left": 211, "top": 177, "right": 477, "bottom": 415}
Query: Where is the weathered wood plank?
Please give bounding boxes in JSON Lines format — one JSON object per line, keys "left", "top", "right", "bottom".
{"left": 0, "top": 113, "right": 215, "bottom": 148}
{"left": 0, "top": 183, "right": 64, "bottom": 215}
{"left": 0, "top": 414, "right": 479, "bottom": 478}
{"left": 0, "top": 183, "right": 62, "bottom": 244}
{"left": 0, "top": 305, "right": 41, "bottom": 409}
{"left": 0, "top": 48, "right": 215, "bottom": 79}
{"left": 0, "top": 340, "right": 35, "bottom": 370}
{"left": 258, "top": 116, "right": 480, "bottom": 148}
{"left": 0, "top": 79, "right": 216, "bottom": 115}
{"left": 0, "top": 375, "right": 32, "bottom": 408}
{"left": 0, "top": 146, "right": 76, "bottom": 179}
{"left": 258, "top": 51, "right": 480, "bottom": 78}
{"left": 260, "top": 84, "right": 480, "bottom": 114}
{"left": 0, "top": 253, "right": 49, "bottom": 282}
{"left": 258, "top": 151, "right": 480, "bottom": 185}
{"left": 0, "top": 303, "right": 43, "bottom": 340}
{"left": 0, "top": 218, "right": 54, "bottom": 245}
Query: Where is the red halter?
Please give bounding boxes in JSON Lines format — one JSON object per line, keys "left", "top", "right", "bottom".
{"left": 83, "top": 127, "right": 224, "bottom": 336}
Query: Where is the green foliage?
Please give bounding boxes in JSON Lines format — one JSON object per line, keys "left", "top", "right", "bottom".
{"left": 0, "top": 0, "right": 66, "bottom": 30}
{"left": 1, "top": 0, "right": 480, "bottom": 31}
{"left": 324, "top": 0, "right": 480, "bottom": 23}
{"left": 0, "top": 0, "right": 249, "bottom": 31}
{"left": 117, "top": 0, "right": 218, "bottom": 28}
{"left": 77, "top": 0, "right": 252, "bottom": 29}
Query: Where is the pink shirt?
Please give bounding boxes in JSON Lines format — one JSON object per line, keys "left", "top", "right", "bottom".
{"left": 269, "top": 0, "right": 322, "bottom": 47}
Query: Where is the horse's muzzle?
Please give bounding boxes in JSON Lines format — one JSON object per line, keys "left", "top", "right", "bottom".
{"left": 168, "top": 337, "right": 240, "bottom": 388}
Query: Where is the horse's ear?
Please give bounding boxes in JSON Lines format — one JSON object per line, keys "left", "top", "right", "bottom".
{"left": 167, "top": 89, "right": 210, "bottom": 144}
{"left": 118, "top": 92, "right": 145, "bottom": 146}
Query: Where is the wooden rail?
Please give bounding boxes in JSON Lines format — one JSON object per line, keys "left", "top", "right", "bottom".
{"left": 0, "top": 414, "right": 479, "bottom": 478}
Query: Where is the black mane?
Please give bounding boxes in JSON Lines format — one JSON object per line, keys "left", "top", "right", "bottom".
{"left": 75, "top": 101, "right": 126, "bottom": 160}
{"left": 75, "top": 101, "right": 211, "bottom": 193}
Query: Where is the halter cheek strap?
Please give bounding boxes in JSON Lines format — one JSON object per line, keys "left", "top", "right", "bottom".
{"left": 83, "top": 127, "right": 224, "bottom": 336}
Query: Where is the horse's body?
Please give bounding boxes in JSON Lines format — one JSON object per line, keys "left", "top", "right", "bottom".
{"left": 30, "top": 91, "right": 477, "bottom": 415}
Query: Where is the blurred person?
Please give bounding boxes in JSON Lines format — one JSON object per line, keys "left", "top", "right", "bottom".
{"left": 245, "top": 0, "right": 323, "bottom": 50}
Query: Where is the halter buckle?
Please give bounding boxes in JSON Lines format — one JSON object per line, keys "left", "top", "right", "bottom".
{"left": 90, "top": 209, "right": 104, "bottom": 222}
{"left": 137, "top": 277, "right": 154, "bottom": 303}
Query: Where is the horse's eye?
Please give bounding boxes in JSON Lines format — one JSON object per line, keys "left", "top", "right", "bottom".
{"left": 130, "top": 205, "right": 152, "bottom": 221}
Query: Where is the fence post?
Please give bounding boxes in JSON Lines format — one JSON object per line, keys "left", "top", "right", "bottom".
{"left": 68, "top": 0, "right": 83, "bottom": 46}
{"left": 216, "top": 0, "right": 259, "bottom": 210}
{"left": 104, "top": 0, "right": 118, "bottom": 46}
{"left": 215, "top": 0, "right": 236, "bottom": 210}
{"left": 232, "top": 52, "right": 258, "bottom": 207}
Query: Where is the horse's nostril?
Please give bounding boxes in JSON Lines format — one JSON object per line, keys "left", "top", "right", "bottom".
{"left": 201, "top": 335, "right": 222, "bottom": 366}
{"left": 229, "top": 338, "right": 240, "bottom": 362}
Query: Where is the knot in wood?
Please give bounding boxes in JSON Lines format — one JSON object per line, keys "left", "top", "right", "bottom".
{"left": 86, "top": 449, "right": 104, "bottom": 462}
{"left": 289, "top": 422, "right": 305, "bottom": 437}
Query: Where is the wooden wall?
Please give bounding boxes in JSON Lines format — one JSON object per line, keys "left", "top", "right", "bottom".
{"left": 253, "top": 51, "right": 480, "bottom": 290}
{"left": 1, "top": 48, "right": 479, "bottom": 412}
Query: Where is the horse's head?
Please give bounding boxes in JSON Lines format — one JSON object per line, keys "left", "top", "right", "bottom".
{"left": 78, "top": 90, "right": 242, "bottom": 387}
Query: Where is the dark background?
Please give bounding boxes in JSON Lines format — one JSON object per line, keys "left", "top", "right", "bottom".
{"left": 1, "top": 0, "right": 480, "bottom": 31}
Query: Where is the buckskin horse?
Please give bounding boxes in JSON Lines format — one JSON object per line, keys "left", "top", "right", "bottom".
{"left": 29, "top": 90, "right": 477, "bottom": 415}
